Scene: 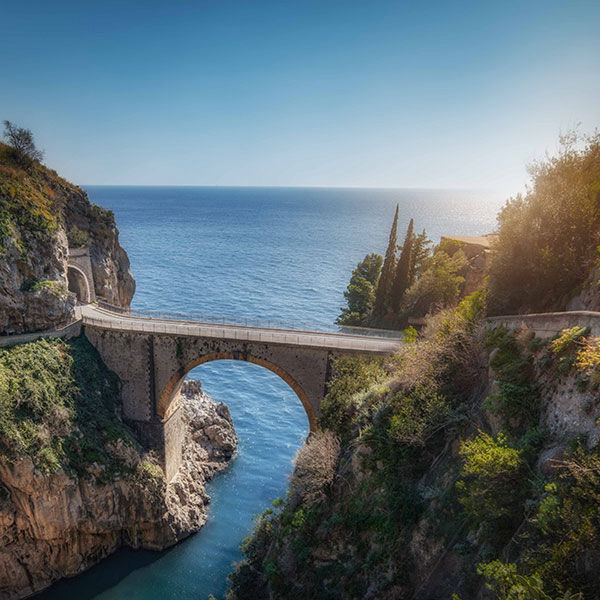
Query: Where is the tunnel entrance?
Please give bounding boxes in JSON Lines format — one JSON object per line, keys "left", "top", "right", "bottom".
{"left": 67, "top": 265, "right": 91, "bottom": 303}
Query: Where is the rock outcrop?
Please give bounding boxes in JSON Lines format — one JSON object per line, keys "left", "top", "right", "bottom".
{"left": 0, "top": 380, "right": 237, "bottom": 600}
{"left": 0, "top": 142, "right": 134, "bottom": 335}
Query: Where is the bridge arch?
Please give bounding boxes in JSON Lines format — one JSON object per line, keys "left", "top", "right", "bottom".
{"left": 67, "top": 263, "right": 92, "bottom": 303}
{"left": 158, "top": 351, "right": 317, "bottom": 431}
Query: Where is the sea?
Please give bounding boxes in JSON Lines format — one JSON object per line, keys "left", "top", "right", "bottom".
{"left": 38, "top": 186, "right": 503, "bottom": 600}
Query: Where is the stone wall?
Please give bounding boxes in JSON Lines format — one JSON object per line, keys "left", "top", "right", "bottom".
{"left": 82, "top": 324, "right": 347, "bottom": 479}
{"left": 487, "top": 310, "right": 600, "bottom": 338}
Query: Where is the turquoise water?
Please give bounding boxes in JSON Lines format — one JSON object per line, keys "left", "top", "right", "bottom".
{"left": 39, "top": 187, "right": 502, "bottom": 599}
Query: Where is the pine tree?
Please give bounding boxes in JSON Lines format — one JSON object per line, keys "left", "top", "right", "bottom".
{"left": 373, "top": 205, "right": 399, "bottom": 318}
{"left": 390, "top": 218, "right": 414, "bottom": 313}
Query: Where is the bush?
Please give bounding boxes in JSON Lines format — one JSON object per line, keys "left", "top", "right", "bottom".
{"left": 337, "top": 254, "right": 383, "bottom": 326}
{"left": 401, "top": 249, "right": 466, "bottom": 319}
{"left": 477, "top": 560, "right": 582, "bottom": 600}
{"left": 456, "top": 432, "right": 529, "bottom": 544}
{"left": 576, "top": 337, "right": 600, "bottom": 376}
{"left": 291, "top": 431, "right": 340, "bottom": 507}
{"left": 319, "top": 356, "right": 386, "bottom": 440}
{"left": 550, "top": 327, "right": 588, "bottom": 355}
{"left": 483, "top": 326, "right": 538, "bottom": 430}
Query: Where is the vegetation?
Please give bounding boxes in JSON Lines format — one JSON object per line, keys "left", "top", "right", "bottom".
{"left": 0, "top": 335, "right": 138, "bottom": 478}
{"left": 401, "top": 248, "right": 466, "bottom": 319}
{"left": 338, "top": 205, "right": 466, "bottom": 329}
{"left": 2, "top": 120, "right": 44, "bottom": 169}
{"left": 231, "top": 280, "right": 600, "bottom": 599}
{"left": 335, "top": 253, "right": 382, "bottom": 326}
{"left": 488, "top": 130, "right": 600, "bottom": 315}
{"left": 372, "top": 204, "right": 398, "bottom": 319}
{"left": 457, "top": 432, "right": 529, "bottom": 545}
{"left": 68, "top": 224, "right": 90, "bottom": 247}
{"left": 23, "top": 279, "right": 72, "bottom": 300}
{"left": 389, "top": 217, "right": 414, "bottom": 313}
{"left": 0, "top": 140, "right": 58, "bottom": 255}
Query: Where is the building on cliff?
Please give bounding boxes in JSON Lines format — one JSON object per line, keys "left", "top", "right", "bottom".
{"left": 440, "top": 233, "right": 497, "bottom": 297}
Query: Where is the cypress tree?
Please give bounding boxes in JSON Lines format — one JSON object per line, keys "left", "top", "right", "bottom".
{"left": 390, "top": 218, "right": 414, "bottom": 313}
{"left": 373, "top": 204, "right": 399, "bottom": 318}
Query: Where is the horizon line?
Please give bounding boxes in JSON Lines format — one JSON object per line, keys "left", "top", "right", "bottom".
{"left": 81, "top": 183, "right": 504, "bottom": 195}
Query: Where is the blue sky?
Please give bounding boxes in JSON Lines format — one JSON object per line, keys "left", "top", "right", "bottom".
{"left": 0, "top": 0, "right": 598, "bottom": 192}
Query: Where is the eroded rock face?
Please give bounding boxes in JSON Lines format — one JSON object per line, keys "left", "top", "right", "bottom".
{"left": 0, "top": 384, "right": 237, "bottom": 600}
{"left": 60, "top": 190, "right": 135, "bottom": 308}
{"left": 0, "top": 148, "right": 135, "bottom": 335}
{"left": 164, "top": 380, "right": 238, "bottom": 537}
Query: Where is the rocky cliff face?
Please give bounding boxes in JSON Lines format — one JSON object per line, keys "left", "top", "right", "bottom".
{"left": 0, "top": 379, "right": 237, "bottom": 600}
{"left": 567, "top": 267, "right": 600, "bottom": 311}
{"left": 227, "top": 310, "right": 600, "bottom": 600}
{"left": 0, "top": 142, "right": 134, "bottom": 335}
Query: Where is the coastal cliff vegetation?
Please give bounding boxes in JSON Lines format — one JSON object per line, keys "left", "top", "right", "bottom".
{"left": 0, "top": 129, "right": 239, "bottom": 599}
{"left": 0, "top": 121, "right": 135, "bottom": 335}
{"left": 228, "top": 131, "right": 600, "bottom": 599}
{"left": 338, "top": 130, "right": 600, "bottom": 329}
{"left": 0, "top": 335, "right": 147, "bottom": 480}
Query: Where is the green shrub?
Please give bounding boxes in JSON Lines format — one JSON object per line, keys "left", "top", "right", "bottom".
{"left": 483, "top": 326, "right": 538, "bottom": 430}
{"left": 477, "top": 560, "right": 582, "bottom": 600}
{"left": 0, "top": 335, "right": 136, "bottom": 477}
{"left": 550, "top": 327, "right": 588, "bottom": 355}
{"left": 319, "top": 356, "right": 386, "bottom": 440}
{"left": 456, "top": 432, "right": 529, "bottom": 544}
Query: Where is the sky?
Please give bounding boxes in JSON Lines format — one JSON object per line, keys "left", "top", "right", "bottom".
{"left": 0, "top": 0, "right": 598, "bottom": 192}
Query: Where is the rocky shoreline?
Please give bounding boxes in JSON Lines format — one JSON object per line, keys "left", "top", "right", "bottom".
{"left": 0, "top": 381, "right": 237, "bottom": 600}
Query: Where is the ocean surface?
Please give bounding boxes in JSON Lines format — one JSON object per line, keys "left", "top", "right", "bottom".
{"left": 39, "top": 186, "right": 503, "bottom": 600}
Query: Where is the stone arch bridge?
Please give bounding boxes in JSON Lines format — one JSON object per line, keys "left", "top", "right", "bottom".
{"left": 80, "top": 306, "right": 401, "bottom": 480}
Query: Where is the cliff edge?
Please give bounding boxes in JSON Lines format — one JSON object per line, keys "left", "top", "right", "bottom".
{"left": 0, "top": 142, "right": 135, "bottom": 335}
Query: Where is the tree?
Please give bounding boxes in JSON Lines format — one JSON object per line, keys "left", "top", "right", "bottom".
{"left": 401, "top": 249, "right": 466, "bottom": 318}
{"left": 410, "top": 229, "right": 432, "bottom": 285}
{"left": 390, "top": 218, "right": 414, "bottom": 313}
{"left": 336, "top": 253, "right": 383, "bottom": 326}
{"left": 2, "top": 120, "right": 44, "bottom": 168}
{"left": 488, "top": 130, "right": 600, "bottom": 314}
{"left": 373, "top": 205, "right": 398, "bottom": 318}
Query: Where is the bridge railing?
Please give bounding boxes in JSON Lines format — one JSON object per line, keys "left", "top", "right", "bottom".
{"left": 81, "top": 308, "right": 402, "bottom": 353}
{"left": 92, "top": 302, "right": 405, "bottom": 340}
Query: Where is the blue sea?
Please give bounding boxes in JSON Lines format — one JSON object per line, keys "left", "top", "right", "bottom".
{"left": 39, "top": 187, "right": 502, "bottom": 600}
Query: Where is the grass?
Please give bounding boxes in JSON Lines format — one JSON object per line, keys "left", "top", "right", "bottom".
{"left": 0, "top": 144, "right": 58, "bottom": 254}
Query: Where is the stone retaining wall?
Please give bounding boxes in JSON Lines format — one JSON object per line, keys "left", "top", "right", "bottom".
{"left": 487, "top": 311, "right": 600, "bottom": 338}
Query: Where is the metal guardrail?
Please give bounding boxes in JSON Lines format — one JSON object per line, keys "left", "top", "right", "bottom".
{"left": 81, "top": 306, "right": 402, "bottom": 353}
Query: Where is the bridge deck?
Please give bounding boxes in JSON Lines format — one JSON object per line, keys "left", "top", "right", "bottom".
{"left": 80, "top": 305, "right": 402, "bottom": 354}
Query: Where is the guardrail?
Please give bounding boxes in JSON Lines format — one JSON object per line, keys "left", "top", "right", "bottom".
{"left": 81, "top": 307, "right": 401, "bottom": 353}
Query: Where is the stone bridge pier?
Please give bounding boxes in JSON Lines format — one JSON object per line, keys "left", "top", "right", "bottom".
{"left": 84, "top": 325, "right": 347, "bottom": 481}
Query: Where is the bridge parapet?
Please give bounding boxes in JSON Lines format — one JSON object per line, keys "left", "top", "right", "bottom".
{"left": 80, "top": 306, "right": 402, "bottom": 354}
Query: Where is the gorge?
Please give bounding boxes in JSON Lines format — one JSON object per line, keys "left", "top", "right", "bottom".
{"left": 4, "top": 134, "right": 599, "bottom": 599}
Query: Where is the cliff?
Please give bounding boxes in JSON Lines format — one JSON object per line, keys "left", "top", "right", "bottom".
{"left": 0, "top": 338, "right": 237, "bottom": 599}
{"left": 227, "top": 295, "right": 600, "bottom": 599}
{"left": 0, "top": 142, "right": 134, "bottom": 335}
